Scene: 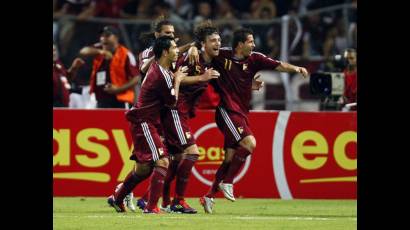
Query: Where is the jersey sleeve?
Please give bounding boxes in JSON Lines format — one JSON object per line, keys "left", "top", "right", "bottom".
{"left": 158, "top": 70, "right": 177, "bottom": 107}
{"left": 252, "top": 52, "right": 281, "bottom": 71}
{"left": 138, "top": 47, "right": 153, "bottom": 74}
{"left": 218, "top": 47, "right": 232, "bottom": 59}
{"left": 125, "top": 51, "right": 139, "bottom": 79}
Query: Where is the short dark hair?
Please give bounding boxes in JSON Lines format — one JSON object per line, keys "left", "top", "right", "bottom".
{"left": 232, "top": 28, "right": 253, "bottom": 48}
{"left": 153, "top": 15, "right": 173, "bottom": 33}
{"left": 194, "top": 20, "right": 219, "bottom": 44}
{"left": 153, "top": 36, "right": 174, "bottom": 59}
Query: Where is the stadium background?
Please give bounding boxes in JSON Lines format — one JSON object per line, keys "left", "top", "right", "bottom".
{"left": 53, "top": 1, "right": 356, "bottom": 228}
{"left": 53, "top": 0, "right": 357, "bottom": 111}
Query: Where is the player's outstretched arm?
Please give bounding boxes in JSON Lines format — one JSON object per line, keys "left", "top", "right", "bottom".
{"left": 180, "top": 68, "right": 220, "bottom": 85}
{"left": 178, "top": 42, "right": 199, "bottom": 65}
{"left": 276, "top": 62, "right": 309, "bottom": 78}
{"left": 140, "top": 56, "right": 155, "bottom": 74}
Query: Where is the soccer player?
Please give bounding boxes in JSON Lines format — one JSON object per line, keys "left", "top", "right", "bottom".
{"left": 107, "top": 36, "right": 187, "bottom": 214}
{"left": 113, "top": 16, "right": 199, "bottom": 211}
{"left": 138, "top": 16, "right": 199, "bottom": 81}
{"left": 199, "top": 28, "right": 309, "bottom": 214}
{"left": 157, "top": 21, "right": 221, "bottom": 214}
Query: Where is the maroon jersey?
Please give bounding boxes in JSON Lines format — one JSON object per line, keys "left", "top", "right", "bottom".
{"left": 138, "top": 46, "right": 154, "bottom": 79}
{"left": 175, "top": 53, "right": 213, "bottom": 118}
{"left": 210, "top": 47, "right": 281, "bottom": 115}
{"left": 53, "top": 60, "right": 70, "bottom": 107}
{"left": 126, "top": 61, "right": 176, "bottom": 124}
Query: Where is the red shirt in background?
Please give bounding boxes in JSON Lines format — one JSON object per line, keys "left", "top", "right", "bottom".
{"left": 197, "top": 84, "right": 220, "bottom": 110}
{"left": 343, "top": 69, "right": 357, "bottom": 110}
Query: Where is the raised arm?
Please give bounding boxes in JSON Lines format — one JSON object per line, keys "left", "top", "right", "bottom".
{"left": 275, "top": 61, "right": 309, "bottom": 78}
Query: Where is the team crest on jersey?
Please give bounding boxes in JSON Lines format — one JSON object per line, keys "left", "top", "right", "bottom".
{"left": 195, "top": 65, "right": 201, "bottom": 75}
{"left": 238, "top": 127, "right": 244, "bottom": 134}
{"left": 185, "top": 131, "right": 191, "bottom": 139}
{"left": 243, "top": 63, "right": 248, "bottom": 71}
{"left": 158, "top": 148, "right": 164, "bottom": 156}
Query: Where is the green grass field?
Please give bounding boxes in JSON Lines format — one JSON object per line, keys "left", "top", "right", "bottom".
{"left": 53, "top": 197, "right": 356, "bottom": 230}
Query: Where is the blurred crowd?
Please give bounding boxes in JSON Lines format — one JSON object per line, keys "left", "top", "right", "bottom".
{"left": 53, "top": 0, "right": 357, "bottom": 110}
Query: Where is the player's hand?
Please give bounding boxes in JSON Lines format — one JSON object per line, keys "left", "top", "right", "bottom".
{"left": 100, "top": 50, "right": 113, "bottom": 60}
{"left": 173, "top": 66, "right": 188, "bottom": 101}
{"left": 71, "top": 58, "right": 85, "bottom": 70}
{"left": 103, "top": 83, "right": 120, "bottom": 94}
{"left": 188, "top": 46, "right": 199, "bottom": 65}
{"left": 296, "top": 67, "right": 309, "bottom": 78}
{"left": 200, "top": 68, "right": 220, "bottom": 82}
{"left": 252, "top": 74, "right": 264, "bottom": 91}
{"left": 173, "top": 66, "right": 188, "bottom": 83}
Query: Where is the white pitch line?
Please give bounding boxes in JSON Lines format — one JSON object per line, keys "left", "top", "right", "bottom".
{"left": 53, "top": 215, "right": 356, "bottom": 221}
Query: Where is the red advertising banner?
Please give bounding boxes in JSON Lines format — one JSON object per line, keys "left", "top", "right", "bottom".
{"left": 53, "top": 109, "right": 356, "bottom": 199}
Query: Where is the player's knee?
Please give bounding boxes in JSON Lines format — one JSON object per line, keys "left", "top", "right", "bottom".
{"left": 248, "top": 139, "right": 256, "bottom": 152}
{"left": 223, "top": 149, "right": 235, "bottom": 163}
{"left": 156, "top": 157, "right": 169, "bottom": 168}
{"left": 135, "top": 163, "right": 152, "bottom": 177}
{"left": 184, "top": 144, "right": 200, "bottom": 156}
{"left": 240, "top": 136, "right": 256, "bottom": 153}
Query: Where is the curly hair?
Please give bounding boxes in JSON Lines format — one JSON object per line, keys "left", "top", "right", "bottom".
{"left": 193, "top": 20, "right": 219, "bottom": 46}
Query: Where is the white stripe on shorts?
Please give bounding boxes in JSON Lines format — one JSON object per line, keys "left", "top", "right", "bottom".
{"left": 219, "top": 107, "right": 241, "bottom": 141}
{"left": 171, "top": 109, "right": 187, "bottom": 145}
{"left": 141, "top": 122, "right": 159, "bottom": 161}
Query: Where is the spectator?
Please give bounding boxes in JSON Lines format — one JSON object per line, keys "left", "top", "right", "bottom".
{"left": 348, "top": 0, "right": 357, "bottom": 49}
{"left": 323, "top": 18, "right": 348, "bottom": 60}
{"left": 302, "top": 14, "right": 326, "bottom": 58}
{"left": 339, "top": 48, "right": 357, "bottom": 111}
{"left": 162, "top": 0, "right": 194, "bottom": 19}
{"left": 79, "top": 26, "right": 140, "bottom": 108}
{"left": 152, "top": 0, "right": 191, "bottom": 33}
{"left": 266, "top": 28, "right": 280, "bottom": 58}
{"left": 228, "top": 0, "right": 252, "bottom": 18}
{"left": 90, "top": 0, "right": 129, "bottom": 18}
{"left": 250, "top": 3, "right": 277, "bottom": 53}
{"left": 193, "top": 1, "right": 213, "bottom": 24}
{"left": 215, "top": 0, "right": 237, "bottom": 20}
{"left": 53, "top": 43, "right": 84, "bottom": 107}
{"left": 53, "top": 0, "right": 94, "bottom": 57}
{"left": 213, "top": 0, "right": 239, "bottom": 47}
{"left": 119, "top": 0, "right": 151, "bottom": 19}
{"left": 250, "top": 0, "right": 277, "bottom": 19}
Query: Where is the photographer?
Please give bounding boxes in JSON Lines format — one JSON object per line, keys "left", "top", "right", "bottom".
{"left": 338, "top": 48, "right": 357, "bottom": 111}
